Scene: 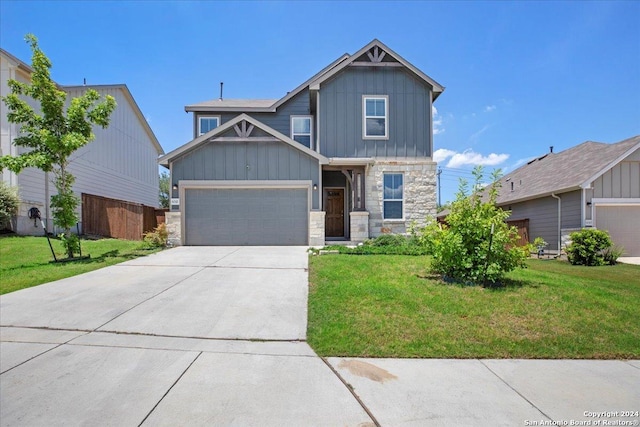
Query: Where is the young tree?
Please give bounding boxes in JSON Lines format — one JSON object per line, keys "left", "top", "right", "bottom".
{"left": 159, "top": 171, "right": 170, "bottom": 209}
{"left": 0, "top": 34, "right": 116, "bottom": 258}
{"left": 425, "top": 166, "right": 529, "bottom": 285}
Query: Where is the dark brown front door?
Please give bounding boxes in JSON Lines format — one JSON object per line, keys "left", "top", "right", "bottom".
{"left": 325, "top": 189, "right": 344, "bottom": 238}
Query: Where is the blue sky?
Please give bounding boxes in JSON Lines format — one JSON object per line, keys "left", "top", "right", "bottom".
{"left": 2, "top": 1, "right": 639, "bottom": 203}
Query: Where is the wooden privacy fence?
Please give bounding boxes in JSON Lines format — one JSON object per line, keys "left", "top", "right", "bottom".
{"left": 507, "top": 218, "right": 530, "bottom": 247}
{"left": 82, "top": 193, "right": 160, "bottom": 241}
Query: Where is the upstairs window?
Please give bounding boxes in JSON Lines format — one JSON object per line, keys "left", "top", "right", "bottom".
{"left": 363, "top": 96, "right": 388, "bottom": 139}
{"left": 198, "top": 116, "right": 220, "bottom": 136}
{"left": 291, "top": 116, "right": 312, "bottom": 148}
{"left": 383, "top": 173, "right": 403, "bottom": 219}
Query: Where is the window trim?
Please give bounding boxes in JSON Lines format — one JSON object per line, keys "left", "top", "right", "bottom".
{"left": 382, "top": 172, "right": 404, "bottom": 221}
{"left": 362, "top": 95, "right": 389, "bottom": 140}
{"left": 290, "top": 115, "right": 313, "bottom": 148}
{"left": 198, "top": 115, "right": 221, "bottom": 136}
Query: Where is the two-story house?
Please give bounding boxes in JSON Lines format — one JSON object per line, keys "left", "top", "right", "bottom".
{"left": 1, "top": 48, "right": 164, "bottom": 235}
{"left": 159, "top": 39, "right": 444, "bottom": 246}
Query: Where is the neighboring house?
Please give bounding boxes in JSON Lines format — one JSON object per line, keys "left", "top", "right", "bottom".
{"left": 488, "top": 135, "right": 640, "bottom": 256}
{"left": 159, "top": 39, "right": 444, "bottom": 246}
{"left": 1, "top": 48, "right": 164, "bottom": 235}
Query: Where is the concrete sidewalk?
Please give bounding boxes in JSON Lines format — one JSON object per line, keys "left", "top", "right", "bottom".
{"left": 1, "top": 246, "right": 639, "bottom": 426}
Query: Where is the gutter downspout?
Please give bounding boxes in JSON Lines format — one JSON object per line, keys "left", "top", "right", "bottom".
{"left": 551, "top": 193, "right": 561, "bottom": 257}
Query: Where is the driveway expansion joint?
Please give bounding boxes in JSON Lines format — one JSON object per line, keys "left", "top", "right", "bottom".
{"left": 93, "top": 266, "right": 206, "bottom": 332}
{"left": 137, "top": 351, "right": 203, "bottom": 426}
{"left": 0, "top": 330, "right": 91, "bottom": 375}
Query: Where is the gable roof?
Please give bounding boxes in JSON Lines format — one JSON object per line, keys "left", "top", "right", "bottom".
{"left": 308, "top": 39, "right": 445, "bottom": 99}
{"left": 185, "top": 39, "right": 444, "bottom": 113}
{"left": 158, "top": 113, "right": 329, "bottom": 167}
{"left": 494, "top": 135, "right": 640, "bottom": 205}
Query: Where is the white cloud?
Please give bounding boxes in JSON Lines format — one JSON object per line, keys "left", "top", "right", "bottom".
{"left": 484, "top": 105, "right": 496, "bottom": 112}
{"left": 434, "top": 148, "right": 509, "bottom": 168}
{"left": 433, "top": 148, "right": 457, "bottom": 163}
{"left": 432, "top": 106, "right": 444, "bottom": 135}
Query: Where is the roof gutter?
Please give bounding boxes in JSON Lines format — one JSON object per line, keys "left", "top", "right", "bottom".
{"left": 551, "top": 193, "right": 562, "bottom": 257}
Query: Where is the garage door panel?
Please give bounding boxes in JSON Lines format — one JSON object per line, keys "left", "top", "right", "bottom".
{"left": 185, "top": 188, "right": 308, "bottom": 246}
{"left": 595, "top": 205, "right": 640, "bottom": 256}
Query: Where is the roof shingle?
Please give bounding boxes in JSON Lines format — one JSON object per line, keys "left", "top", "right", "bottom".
{"left": 494, "top": 135, "right": 640, "bottom": 204}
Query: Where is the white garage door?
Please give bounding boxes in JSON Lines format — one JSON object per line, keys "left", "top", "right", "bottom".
{"left": 595, "top": 205, "right": 640, "bottom": 256}
{"left": 184, "top": 187, "right": 309, "bottom": 246}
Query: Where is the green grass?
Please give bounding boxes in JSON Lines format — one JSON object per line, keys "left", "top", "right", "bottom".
{"left": 308, "top": 255, "right": 640, "bottom": 359}
{"left": 0, "top": 235, "right": 161, "bottom": 294}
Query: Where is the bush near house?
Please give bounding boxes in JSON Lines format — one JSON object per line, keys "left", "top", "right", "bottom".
{"left": 0, "top": 182, "right": 20, "bottom": 229}
{"left": 566, "top": 228, "right": 619, "bottom": 266}
{"left": 315, "top": 234, "right": 429, "bottom": 256}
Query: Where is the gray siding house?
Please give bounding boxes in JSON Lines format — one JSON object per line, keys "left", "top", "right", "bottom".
{"left": 1, "top": 48, "right": 164, "bottom": 235}
{"left": 159, "top": 40, "right": 444, "bottom": 246}
{"left": 492, "top": 136, "right": 640, "bottom": 256}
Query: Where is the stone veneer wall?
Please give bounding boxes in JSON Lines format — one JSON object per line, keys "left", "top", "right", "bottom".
{"left": 165, "top": 211, "right": 182, "bottom": 246}
{"left": 309, "top": 211, "right": 325, "bottom": 247}
{"left": 366, "top": 159, "right": 437, "bottom": 236}
{"left": 349, "top": 211, "right": 369, "bottom": 242}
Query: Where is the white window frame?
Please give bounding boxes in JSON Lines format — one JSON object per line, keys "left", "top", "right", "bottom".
{"left": 290, "top": 115, "right": 313, "bottom": 148}
{"left": 198, "top": 115, "right": 221, "bottom": 136}
{"left": 363, "top": 95, "right": 389, "bottom": 139}
{"left": 383, "top": 172, "right": 404, "bottom": 220}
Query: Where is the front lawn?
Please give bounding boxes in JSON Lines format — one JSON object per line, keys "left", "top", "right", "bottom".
{"left": 0, "top": 236, "right": 161, "bottom": 294}
{"left": 308, "top": 255, "right": 640, "bottom": 359}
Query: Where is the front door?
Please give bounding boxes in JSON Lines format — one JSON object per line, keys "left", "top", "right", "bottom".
{"left": 325, "top": 189, "right": 344, "bottom": 238}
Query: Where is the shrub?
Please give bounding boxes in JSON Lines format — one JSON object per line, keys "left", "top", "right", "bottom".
{"left": 364, "top": 233, "right": 408, "bottom": 247}
{"left": 602, "top": 245, "right": 625, "bottom": 266}
{"left": 566, "top": 229, "right": 613, "bottom": 266}
{"left": 0, "top": 182, "right": 20, "bottom": 229}
{"left": 421, "top": 166, "right": 529, "bottom": 285}
{"left": 143, "top": 223, "right": 168, "bottom": 248}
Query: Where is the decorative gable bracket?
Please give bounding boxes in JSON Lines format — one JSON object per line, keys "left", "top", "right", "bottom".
{"left": 213, "top": 120, "right": 279, "bottom": 143}
{"left": 234, "top": 120, "right": 255, "bottom": 138}
{"left": 351, "top": 45, "right": 403, "bottom": 68}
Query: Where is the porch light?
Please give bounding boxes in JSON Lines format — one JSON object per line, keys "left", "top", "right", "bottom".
{"left": 172, "top": 184, "right": 178, "bottom": 190}
{"left": 313, "top": 184, "right": 318, "bottom": 191}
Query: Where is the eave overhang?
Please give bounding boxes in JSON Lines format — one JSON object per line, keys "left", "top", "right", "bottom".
{"left": 159, "top": 113, "right": 329, "bottom": 167}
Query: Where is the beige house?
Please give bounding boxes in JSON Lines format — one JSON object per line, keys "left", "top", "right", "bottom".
{"left": 1, "top": 48, "right": 164, "bottom": 235}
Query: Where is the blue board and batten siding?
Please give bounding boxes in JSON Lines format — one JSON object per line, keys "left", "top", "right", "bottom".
{"left": 171, "top": 139, "right": 320, "bottom": 209}
{"left": 319, "top": 67, "right": 432, "bottom": 158}
{"left": 193, "top": 90, "right": 311, "bottom": 139}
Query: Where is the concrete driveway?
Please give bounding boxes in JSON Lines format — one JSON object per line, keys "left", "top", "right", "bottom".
{"left": 1, "top": 246, "right": 372, "bottom": 426}
{"left": 1, "top": 246, "right": 639, "bottom": 426}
